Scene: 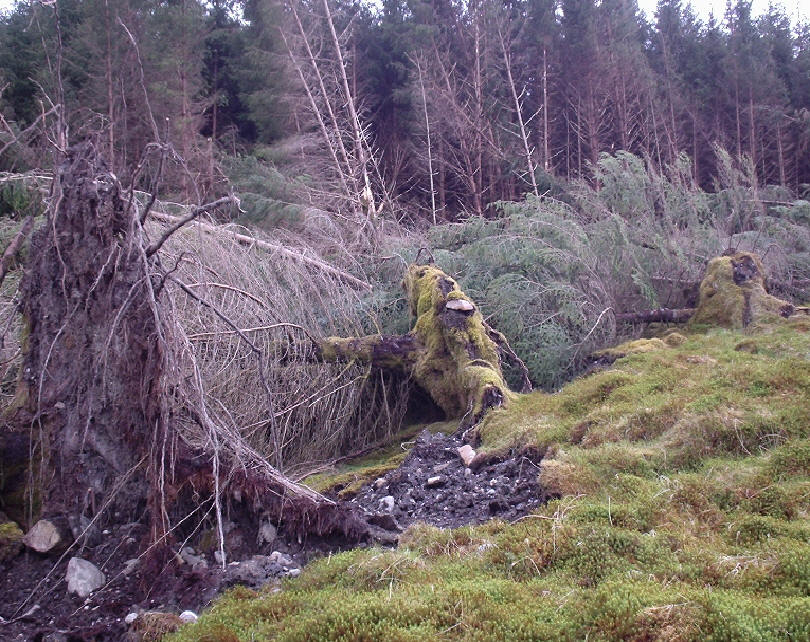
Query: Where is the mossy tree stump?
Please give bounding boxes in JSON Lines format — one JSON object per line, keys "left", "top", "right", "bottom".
{"left": 690, "top": 252, "right": 794, "bottom": 328}
{"left": 317, "top": 264, "right": 530, "bottom": 430}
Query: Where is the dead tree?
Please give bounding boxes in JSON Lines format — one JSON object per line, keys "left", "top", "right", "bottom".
{"left": 4, "top": 143, "right": 378, "bottom": 556}
{"left": 313, "top": 263, "right": 531, "bottom": 430}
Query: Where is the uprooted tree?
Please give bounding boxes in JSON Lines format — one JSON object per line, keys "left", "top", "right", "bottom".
{"left": 2, "top": 143, "right": 381, "bottom": 563}
{"left": 312, "top": 263, "right": 532, "bottom": 429}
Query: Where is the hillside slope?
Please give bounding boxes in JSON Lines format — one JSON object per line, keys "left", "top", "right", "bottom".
{"left": 169, "top": 317, "right": 810, "bottom": 641}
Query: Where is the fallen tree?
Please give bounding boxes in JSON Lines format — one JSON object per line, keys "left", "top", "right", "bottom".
{"left": 312, "top": 263, "right": 532, "bottom": 429}
{"left": 2, "top": 143, "right": 382, "bottom": 568}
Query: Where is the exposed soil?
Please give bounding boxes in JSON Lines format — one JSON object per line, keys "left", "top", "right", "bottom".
{"left": 347, "top": 429, "right": 552, "bottom": 529}
{"left": 0, "top": 430, "right": 549, "bottom": 640}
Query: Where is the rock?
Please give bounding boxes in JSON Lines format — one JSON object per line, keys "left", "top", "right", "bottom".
{"left": 464, "top": 467, "right": 472, "bottom": 477}
{"left": 374, "top": 477, "right": 387, "bottom": 489}
{"left": 378, "top": 495, "right": 395, "bottom": 513}
{"left": 457, "top": 445, "right": 476, "bottom": 467}
{"left": 225, "top": 554, "right": 296, "bottom": 589}
{"left": 66, "top": 557, "right": 105, "bottom": 598}
{"left": 124, "top": 612, "right": 139, "bottom": 624}
{"left": 23, "top": 519, "right": 63, "bottom": 553}
{"left": 122, "top": 558, "right": 139, "bottom": 576}
{"left": 269, "top": 551, "right": 295, "bottom": 567}
{"left": 179, "top": 547, "right": 207, "bottom": 571}
{"left": 426, "top": 475, "right": 447, "bottom": 488}
{"left": 0, "top": 518, "right": 24, "bottom": 563}
{"left": 257, "top": 520, "right": 277, "bottom": 547}
{"left": 287, "top": 568, "right": 301, "bottom": 578}
{"left": 179, "top": 610, "right": 198, "bottom": 623}
{"left": 433, "top": 462, "right": 450, "bottom": 473}
{"left": 368, "top": 512, "right": 399, "bottom": 531}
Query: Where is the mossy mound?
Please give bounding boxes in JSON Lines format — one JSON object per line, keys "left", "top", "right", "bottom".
{"left": 690, "top": 252, "right": 794, "bottom": 328}
{"left": 169, "top": 321, "right": 810, "bottom": 642}
{"left": 0, "top": 515, "right": 23, "bottom": 563}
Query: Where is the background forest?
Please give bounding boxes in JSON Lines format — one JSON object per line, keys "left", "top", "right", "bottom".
{"left": 2, "top": 0, "right": 810, "bottom": 215}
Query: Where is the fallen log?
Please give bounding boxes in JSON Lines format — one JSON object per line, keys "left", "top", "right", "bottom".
{"left": 3, "top": 143, "right": 380, "bottom": 566}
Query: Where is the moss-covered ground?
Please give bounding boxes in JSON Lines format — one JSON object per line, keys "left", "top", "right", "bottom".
{"left": 169, "top": 318, "right": 810, "bottom": 641}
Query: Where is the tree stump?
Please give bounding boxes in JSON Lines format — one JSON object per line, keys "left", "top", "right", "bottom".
{"left": 690, "top": 252, "right": 794, "bottom": 328}
{"left": 316, "top": 264, "right": 530, "bottom": 429}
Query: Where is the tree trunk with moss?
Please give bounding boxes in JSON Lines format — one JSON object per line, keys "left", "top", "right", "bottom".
{"left": 616, "top": 252, "right": 800, "bottom": 329}
{"left": 316, "top": 264, "right": 531, "bottom": 429}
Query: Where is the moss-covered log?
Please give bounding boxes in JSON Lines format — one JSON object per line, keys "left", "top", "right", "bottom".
{"left": 317, "top": 264, "right": 530, "bottom": 429}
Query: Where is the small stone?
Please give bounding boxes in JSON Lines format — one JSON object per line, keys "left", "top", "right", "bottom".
{"left": 426, "top": 475, "right": 446, "bottom": 488}
{"left": 457, "top": 445, "right": 476, "bottom": 467}
{"left": 66, "top": 557, "right": 105, "bottom": 598}
{"left": 122, "top": 559, "right": 139, "bottom": 576}
{"left": 378, "top": 495, "right": 395, "bottom": 513}
{"left": 23, "top": 519, "right": 62, "bottom": 553}
{"left": 374, "top": 477, "right": 387, "bottom": 489}
{"left": 287, "top": 568, "right": 301, "bottom": 578}
{"left": 464, "top": 468, "right": 472, "bottom": 477}
{"left": 433, "top": 462, "right": 450, "bottom": 473}
{"left": 269, "top": 551, "right": 295, "bottom": 567}
{"left": 124, "top": 612, "right": 139, "bottom": 625}
{"left": 179, "top": 610, "right": 198, "bottom": 623}
{"left": 257, "top": 521, "right": 277, "bottom": 547}
{"left": 446, "top": 298, "right": 474, "bottom": 312}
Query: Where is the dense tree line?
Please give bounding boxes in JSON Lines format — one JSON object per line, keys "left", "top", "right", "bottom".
{"left": 1, "top": 0, "right": 809, "bottom": 219}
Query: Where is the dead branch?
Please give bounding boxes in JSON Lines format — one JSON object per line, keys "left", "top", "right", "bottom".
{"left": 148, "top": 210, "right": 371, "bottom": 291}
{"left": 0, "top": 216, "right": 34, "bottom": 288}
{"left": 145, "top": 195, "right": 234, "bottom": 257}
{"left": 615, "top": 307, "right": 696, "bottom": 324}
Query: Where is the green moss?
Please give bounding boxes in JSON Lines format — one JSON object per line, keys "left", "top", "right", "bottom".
{"left": 0, "top": 518, "right": 23, "bottom": 563}
{"left": 690, "top": 253, "right": 792, "bottom": 329}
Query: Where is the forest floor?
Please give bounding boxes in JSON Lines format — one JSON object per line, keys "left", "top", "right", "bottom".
{"left": 4, "top": 317, "right": 810, "bottom": 640}
{"left": 0, "top": 425, "right": 551, "bottom": 640}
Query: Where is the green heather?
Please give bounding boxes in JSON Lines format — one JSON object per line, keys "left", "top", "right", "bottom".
{"left": 169, "top": 317, "right": 810, "bottom": 641}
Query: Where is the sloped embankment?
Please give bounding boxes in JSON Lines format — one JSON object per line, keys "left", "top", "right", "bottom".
{"left": 170, "top": 316, "right": 810, "bottom": 641}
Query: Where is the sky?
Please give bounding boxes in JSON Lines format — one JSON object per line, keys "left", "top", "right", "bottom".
{"left": 637, "top": 0, "right": 809, "bottom": 24}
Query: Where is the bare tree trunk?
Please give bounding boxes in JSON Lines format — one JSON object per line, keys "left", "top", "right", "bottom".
{"left": 320, "top": 0, "right": 377, "bottom": 224}
{"left": 542, "top": 48, "right": 549, "bottom": 173}
{"left": 413, "top": 56, "right": 437, "bottom": 224}
{"left": 104, "top": 0, "right": 115, "bottom": 171}
{"left": 498, "top": 23, "right": 538, "bottom": 198}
